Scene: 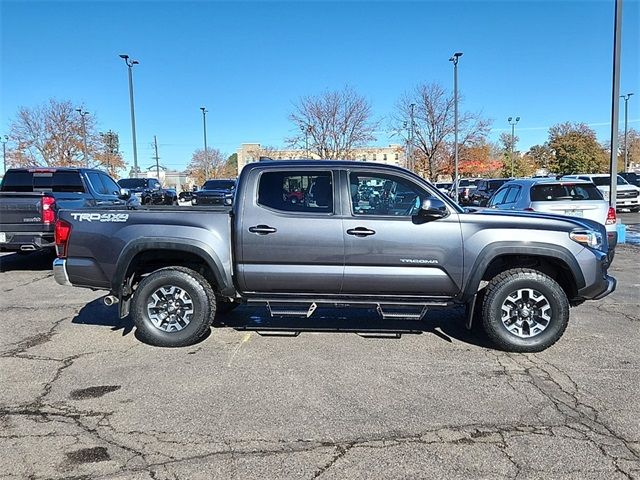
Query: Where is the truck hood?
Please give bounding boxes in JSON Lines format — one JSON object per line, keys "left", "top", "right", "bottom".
{"left": 463, "top": 208, "right": 605, "bottom": 235}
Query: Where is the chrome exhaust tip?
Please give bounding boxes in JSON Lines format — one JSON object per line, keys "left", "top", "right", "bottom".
{"left": 20, "top": 245, "right": 37, "bottom": 251}
{"left": 103, "top": 295, "right": 119, "bottom": 306}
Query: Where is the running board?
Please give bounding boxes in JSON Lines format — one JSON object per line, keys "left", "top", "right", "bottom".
{"left": 266, "top": 302, "right": 317, "bottom": 318}
{"left": 376, "top": 304, "right": 429, "bottom": 321}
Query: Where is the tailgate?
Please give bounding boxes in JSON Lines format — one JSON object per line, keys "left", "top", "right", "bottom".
{"left": 0, "top": 192, "right": 45, "bottom": 226}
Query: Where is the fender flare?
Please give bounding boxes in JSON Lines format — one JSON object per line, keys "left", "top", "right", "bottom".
{"left": 112, "top": 237, "right": 231, "bottom": 295}
{"left": 460, "top": 241, "right": 585, "bottom": 302}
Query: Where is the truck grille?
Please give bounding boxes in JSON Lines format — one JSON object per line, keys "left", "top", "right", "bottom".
{"left": 617, "top": 191, "right": 639, "bottom": 199}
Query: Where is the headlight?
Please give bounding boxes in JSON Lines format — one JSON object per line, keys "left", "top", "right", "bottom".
{"left": 224, "top": 197, "right": 233, "bottom": 205}
{"left": 569, "top": 230, "right": 603, "bottom": 250}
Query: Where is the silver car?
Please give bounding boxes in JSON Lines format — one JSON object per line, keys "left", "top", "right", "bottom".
{"left": 487, "top": 178, "right": 618, "bottom": 249}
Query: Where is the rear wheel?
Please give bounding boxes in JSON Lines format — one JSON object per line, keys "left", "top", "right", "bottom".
{"left": 481, "top": 268, "right": 569, "bottom": 352}
{"left": 131, "top": 267, "right": 216, "bottom": 347}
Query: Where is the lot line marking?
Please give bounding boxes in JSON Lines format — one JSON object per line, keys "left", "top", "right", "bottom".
{"left": 227, "top": 332, "right": 252, "bottom": 366}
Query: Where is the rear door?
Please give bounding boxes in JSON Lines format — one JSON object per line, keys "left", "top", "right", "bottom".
{"left": 86, "top": 172, "right": 125, "bottom": 206}
{"left": 341, "top": 169, "right": 463, "bottom": 296}
{"left": 236, "top": 168, "right": 344, "bottom": 293}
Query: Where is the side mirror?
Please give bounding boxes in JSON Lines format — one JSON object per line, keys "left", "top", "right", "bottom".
{"left": 118, "top": 188, "right": 131, "bottom": 199}
{"left": 416, "top": 198, "right": 448, "bottom": 221}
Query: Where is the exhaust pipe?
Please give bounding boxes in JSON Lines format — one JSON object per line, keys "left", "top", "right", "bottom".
{"left": 20, "top": 245, "right": 37, "bottom": 251}
{"left": 103, "top": 295, "right": 119, "bottom": 306}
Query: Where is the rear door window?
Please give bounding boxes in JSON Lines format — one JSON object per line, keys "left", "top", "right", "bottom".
{"left": 489, "top": 188, "right": 509, "bottom": 206}
{"left": 258, "top": 171, "right": 333, "bottom": 214}
{"left": 99, "top": 174, "right": 121, "bottom": 196}
{"left": 504, "top": 186, "right": 521, "bottom": 204}
{"left": 87, "top": 172, "right": 109, "bottom": 195}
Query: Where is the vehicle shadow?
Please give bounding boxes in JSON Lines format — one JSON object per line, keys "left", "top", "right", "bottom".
{"left": 71, "top": 300, "right": 492, "bottom": 349}
{"left": 0, "top": 250, "right": 56, "bottom": 272}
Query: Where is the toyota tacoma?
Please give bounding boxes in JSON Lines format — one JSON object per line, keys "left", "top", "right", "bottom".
{"left": 53, "top": 161, "right": 616, "bottom": 352}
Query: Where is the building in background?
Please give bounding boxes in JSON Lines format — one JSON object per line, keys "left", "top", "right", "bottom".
{"left": 236, "top": 143, "right": 406, "bottom": 175}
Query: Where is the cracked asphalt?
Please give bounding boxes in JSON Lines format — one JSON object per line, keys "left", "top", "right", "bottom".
{"left": 1, "top": 243, "right": 639, "bottom": 479}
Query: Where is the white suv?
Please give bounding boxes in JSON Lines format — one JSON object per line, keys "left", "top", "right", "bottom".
{"left": 562, "top": 174, "right": 640, "bottom": 211}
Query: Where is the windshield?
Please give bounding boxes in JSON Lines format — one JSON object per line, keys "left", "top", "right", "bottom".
{"left": 202, "top": 180, "right": 235, "bottom": 191}
{"left": 531, "top": 183, "right": 603, "bottom": 201}
{"left": 590, "top": 175, "right": 629, "bottom": 186}
{"left": 118, "top": 179, "right": 147, "bottom": 188}
{"left": 459, "top": 179, "right": 478, "bottom": 187}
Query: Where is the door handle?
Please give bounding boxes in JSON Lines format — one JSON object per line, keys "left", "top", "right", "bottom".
{"left": 346, "top": 227, "right": 376, "bottom": 237}
{"left": 249, "top": 225, "right": 277, "bottom": 235}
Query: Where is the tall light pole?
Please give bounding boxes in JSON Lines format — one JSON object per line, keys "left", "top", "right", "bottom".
{"left": 76, "top": 109, "right": 89, "bottom": 167}
{"left": 120, "top": 54, "right": 140, "bottom": 176}
{"left": 608, "top": 0, "right": 622, "bottom": 209}
{"left": 408, "top": 103, "right": 415, "bottom": 171}
{"left": 508, "top": 116, "right": 520, "bottom": 177}
{"left": 200, "top": 107, "right": 209, "bottom": 179}
{"left": 1, "top": 135, "right": 8, "bottom": 174}
{"left": 449, "top": 52, "right": 463, "bottom": 202}
{"left": 621, "top": 93, "right": 634, "bottom": 171}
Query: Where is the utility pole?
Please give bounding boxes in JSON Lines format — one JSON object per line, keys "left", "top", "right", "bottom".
{"left": 621, "top": 93, "right": 634, "bottom": 172}
{"left": 508, "top": 117, "right": 520, "bottom": 177}
{"left": 200, "top": 107, "right": 209, "bottom": 179}
{"left": 408, "top": 103, "right": 415, "bottom": 171}
{"left": 76, "top": 109, "right": 89, "bottom": 167}
{"left": 119, "top": 54, "right": 140, "bottom": 176}
{"left": 1, "top": 135, "right": 8, "bottom": 174}
{"left": 608, "top": 0, "right": 622, "bottom": 209}
{"left": 152, "top": 135, "right": 160, "bottom": 180}
{"left": 449, "top": 52, "right": 463, "bottom": 202}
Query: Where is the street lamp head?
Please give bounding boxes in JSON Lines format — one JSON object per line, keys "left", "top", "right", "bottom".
{"left": 132, "top": 60, "right": 139, "bottom": 65}
{"left": 119, "top": 54, "right": 129, "bottom": 60}
{"left": 454, "top": 52, "right": 463, "bottom": 58}
{"left": 516, "top": 116, "right": 520, "bottom": 122}
{"left": 200, "top": 107, "right": 207, "bottom": 113}
{"left": 508, "top": 117, "right": 513, "bottom": 122}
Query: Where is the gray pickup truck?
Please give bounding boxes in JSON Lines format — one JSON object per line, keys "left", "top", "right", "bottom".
{"left": 53, "top": 161, "right": 616, "bottom": 352}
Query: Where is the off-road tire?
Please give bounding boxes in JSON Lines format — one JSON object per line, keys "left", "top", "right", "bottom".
{"left": 131, "top": 266, "right": 216, "bottom": 347}
{"left": 481, "top": 268, "right": 569, "bottom": 353}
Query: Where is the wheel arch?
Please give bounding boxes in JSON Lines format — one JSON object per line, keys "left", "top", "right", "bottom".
{"left": 462, "top": 242, "right": 585, "bottom": 303}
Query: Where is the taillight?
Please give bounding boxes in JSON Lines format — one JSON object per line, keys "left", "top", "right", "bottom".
{"left": 41, "top": 196, "right": 56, "bottom": 224}
{"left": 54, "top": 219, "right": 72, "bottom": 258}
{"left": 605, "top": 206, "right": 616, "bottom": 225}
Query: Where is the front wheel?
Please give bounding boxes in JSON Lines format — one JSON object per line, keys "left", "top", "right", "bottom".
{"left": 481, "top": 268, "right": 569, "bottom": 352}
{"left": 130, "top": 267, "right": 216, "bottom": 347}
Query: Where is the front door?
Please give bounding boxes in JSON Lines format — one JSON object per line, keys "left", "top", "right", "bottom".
{"left": 341, "top": 169, "right": 463, "bottom": 296}
{"left": 237, "top": 169, "right": 344, "bottom": 293}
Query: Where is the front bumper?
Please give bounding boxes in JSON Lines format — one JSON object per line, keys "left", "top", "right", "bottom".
{"left": 592, "top": 275, "right": 617, "bottom": 300}
{"left": 53, "top": 258, "right": 71, "bottom": 286}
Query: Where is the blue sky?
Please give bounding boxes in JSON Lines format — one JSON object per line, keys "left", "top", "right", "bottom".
{"left": 1, "top": 0, "right": 639, "bottom": 172}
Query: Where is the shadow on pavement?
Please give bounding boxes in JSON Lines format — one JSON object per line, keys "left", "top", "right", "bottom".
{"left": 0, "top": 250, "right": 56, "bottom": 272}
{"left": 71, "top": 300, "right": 492, "bottom": 349}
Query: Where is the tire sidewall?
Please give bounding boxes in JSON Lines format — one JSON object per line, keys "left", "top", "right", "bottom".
{"left": 484, "top": 274, "right": 569, "bottom": 351}
{"left": 131, "top": 270, "right": 212, "bottom": 347}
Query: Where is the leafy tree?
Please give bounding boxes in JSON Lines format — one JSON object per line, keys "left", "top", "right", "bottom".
{"left": 391, "top": 83, "right": 491, "bottom": 181}
{"left": 525, "top": 144, "right": 554, "bottom": 172}
{"left": 288, "top": 86, "right": 378, "bottom": 159}
{"left": 187, "top": 148, "right": 227, "bottom": 186}
{"left": 458, "top": 141, "right": 503, "bottom": 177}
{"left": 6, "top": 99, "right": 124, "bottom": 173}
{"left": 547, "top": 122, "right": 607, "bottom": 175}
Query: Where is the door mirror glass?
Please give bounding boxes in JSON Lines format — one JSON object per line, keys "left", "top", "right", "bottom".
{"left": 119, "top": 188, "right": 131, "bottom": 199}
{"left": 416, "top": 198, "right": 448, "bottom": 220}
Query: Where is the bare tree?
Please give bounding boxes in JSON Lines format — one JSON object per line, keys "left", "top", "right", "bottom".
{"left": 187, "top": 148, "right": 228, "bottom": 186}
{"left": 288, "top": 86, "right": 378, "bottom": 159}
{"left": 6, "top": 99, "right": 125, "bottom": 173}
{"left": 392, "top": 83, "right": 491, "bottom": 180}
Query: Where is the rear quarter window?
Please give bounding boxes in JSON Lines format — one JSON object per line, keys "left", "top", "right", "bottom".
{"left": 530, "top": 184, "right": 603, "bottom": 201}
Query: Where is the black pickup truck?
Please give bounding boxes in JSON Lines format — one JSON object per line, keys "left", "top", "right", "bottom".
{"left": 0, "top": 167, "right": 136, "bottom": 253}
{"left": 53, "top": 160, "right": 615, "bottom": 352}
{"left": 117, "top": 178, "right": 178, "bottom": 205}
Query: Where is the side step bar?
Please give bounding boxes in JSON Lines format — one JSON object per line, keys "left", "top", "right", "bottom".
{"left": 261, "top": 300, "right": 430, "bottom": 321}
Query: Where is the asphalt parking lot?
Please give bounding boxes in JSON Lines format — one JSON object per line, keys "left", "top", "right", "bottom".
{"left": 1, "top": 236, "right": 639, "bottom": 479}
